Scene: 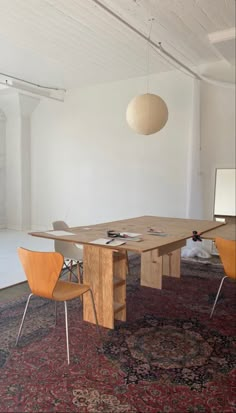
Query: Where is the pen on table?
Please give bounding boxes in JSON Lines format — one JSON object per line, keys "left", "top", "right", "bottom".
{"left": 106, "top": 238, "right": 115, "bottom": 244}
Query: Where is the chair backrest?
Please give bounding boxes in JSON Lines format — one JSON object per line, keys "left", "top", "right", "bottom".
{"left": 215, "top": 237, "right": 236, "bottom": 280}
{"left": 52, "top": 221, "right": 69, "bottom": 230}
{"left": 17, "top": 248, "right": 64, "bottom": 298}
{"left": 52, "top": 220, "right": 83, "bottom": 261}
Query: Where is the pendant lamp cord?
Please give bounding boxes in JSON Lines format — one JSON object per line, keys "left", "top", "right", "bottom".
{"left": 91, "top": 0, "right": 234, "bottom": 89}
{"left": 146, "top": 18, "right": 154, "bottom": 93}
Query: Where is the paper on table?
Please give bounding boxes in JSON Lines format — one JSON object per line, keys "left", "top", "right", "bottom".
{"left": 120, "top": 232, "right": 141, "bottom": 237}
{"left": 45, "top": 230, "right": 76, "bottom": 236}
{"left": 90, "top": 238, "right": 126, "bottom": 246}
{"left": 117, "top": 237, "right": 142, "bottom": 242}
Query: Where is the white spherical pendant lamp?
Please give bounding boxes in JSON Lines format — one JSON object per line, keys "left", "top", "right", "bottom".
{"left": 126, "top": 93, "right": 168, "bottom": 135}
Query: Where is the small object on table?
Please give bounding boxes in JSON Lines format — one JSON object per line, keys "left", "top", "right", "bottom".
{"left": 107, "top": 230, "right": 120, "bottom": 238}
{"left": 106, "top": 238, "right": 115, "bottom": 244}
{"left": 147, "top": 228, "right": 167, "bottom": 236}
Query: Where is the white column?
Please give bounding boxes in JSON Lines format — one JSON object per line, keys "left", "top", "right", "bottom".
{"left": 19, "top": 94, "right": 39, "bottom": 229}
{"left": 0, "top": 91, "right": 39, "bottom": 229}
{"left": 0, "top": 109, "right": 6, "bottom": 228}
{"left": 185, "top": 79, "right": 203, "bottom": 219}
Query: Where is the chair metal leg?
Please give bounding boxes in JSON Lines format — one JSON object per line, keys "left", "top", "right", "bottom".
{"left": 16, "top": 293, "right": 33, "bottom": 346}
{"left": 69, "top": 260, "right": 72, "bottom": 281}
{"left": 77, "top": 262, "right": 84, "bottom": 304}
{"left": 64, "top": 301, "right": 70, "bottom": 364}
{"left": 64, "top": 261, "right": 77, "bottom": 282}
{"left": 79, "top": 261, "right": 83, "bottom": 274}
{"left": 210, "top": 275, "right": 228, "bottom": 318}
{"left": 88, "top": 289, "right": 101, "bottom": 338}
{"left": 77, "top": 262, "right": 83, "bottom": 284}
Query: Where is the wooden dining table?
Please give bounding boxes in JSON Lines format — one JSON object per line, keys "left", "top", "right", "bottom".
{"left": 30, "top": 215, "right": 224, "bottom": 329}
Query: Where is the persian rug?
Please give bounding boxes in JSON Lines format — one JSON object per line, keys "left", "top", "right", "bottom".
{"left": 0, "top": 257, "right": 235, "bottom": 413}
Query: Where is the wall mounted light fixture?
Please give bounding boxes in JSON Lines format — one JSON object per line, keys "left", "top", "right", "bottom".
{"left": 0, "top": 72, "right": 66, "bottom": 102}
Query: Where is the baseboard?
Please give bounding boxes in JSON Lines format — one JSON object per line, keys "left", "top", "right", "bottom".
{"left": 0, "top": 280, "right": 28, "bottom": 291}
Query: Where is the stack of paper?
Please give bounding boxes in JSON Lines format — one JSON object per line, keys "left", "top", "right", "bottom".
{"left": 119, "top": 232, "right": 141, "bottom": 237}
{"left": 118, "top": 232, "right": 142, "bottom": 241}
{"left": 45, "top": 230, "right": 76, "bottom": 236}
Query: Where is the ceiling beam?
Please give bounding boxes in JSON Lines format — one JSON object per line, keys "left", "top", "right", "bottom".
{"left": 91, "top": 0, "right": 201, "bottom": 80}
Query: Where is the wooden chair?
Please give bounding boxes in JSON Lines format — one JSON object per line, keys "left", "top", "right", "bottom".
{"left": 16, "top": 248, "right": 100, "bottom": 364}
{"left": 210, "top": 237, "right": 236, "bottom": 318}
{"left": 52, "top": 220, "right": 83, "bottom": 283}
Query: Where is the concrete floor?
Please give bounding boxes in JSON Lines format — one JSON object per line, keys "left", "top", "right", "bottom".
{"left": 0, "top": 281, "right": 30, "bottom": 303}
{"left": 0, "top": 229, "right": 54, "bottom": 289}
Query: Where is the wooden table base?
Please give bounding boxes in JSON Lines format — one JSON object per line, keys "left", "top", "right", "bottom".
{"left": 141, "top": 248, "right": 181, "bottom": 289}
{"left": 84, "top": 245, "right": 182, "bottom": 328}
{"left": 83, "top": 245, "right": 127, "bottom": 329}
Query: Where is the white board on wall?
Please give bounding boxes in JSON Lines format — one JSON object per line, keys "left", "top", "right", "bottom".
{"left": 214, "top": 168, "right": 236, "bottom": 216}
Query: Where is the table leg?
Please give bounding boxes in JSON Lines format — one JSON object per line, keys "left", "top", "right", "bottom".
{"left": 83, "top": 245, "right": 126, "bottom": 329}
{"left": 163, "top": 248, "right": 181, "bottom": 277}
{"left": 141, "top": 250, "right": 163, "bottom": 289}
{"left": 141, "top": 248, "right": 182, "bottom": 289}
{"left": 114, "top": 252, "right": 127, "bottom": 322}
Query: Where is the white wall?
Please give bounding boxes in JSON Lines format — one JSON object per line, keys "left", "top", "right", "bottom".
{"left": 200, "top": 82, "right": 236, "bottom": 219}
{"left": 31, "top": 71, "right": 195, "bottom": 230}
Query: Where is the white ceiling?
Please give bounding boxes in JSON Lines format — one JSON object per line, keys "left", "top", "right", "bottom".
{"left": 0, "top": 0, "right": 235, "bottom": 91}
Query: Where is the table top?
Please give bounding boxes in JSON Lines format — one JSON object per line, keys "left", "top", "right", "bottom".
{"left": 202, "top": 223, "right": 236, "bottom": 241}
{"left": 30, "top": 215, "right": 224, "bottom": 254}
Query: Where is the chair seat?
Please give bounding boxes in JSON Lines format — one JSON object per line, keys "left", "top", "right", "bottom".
{"left": 53, "top": 280, "right": 90, "bottom": 301}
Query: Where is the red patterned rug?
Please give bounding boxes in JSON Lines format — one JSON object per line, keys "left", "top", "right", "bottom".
{"left": 0, "top": 257, "right": 236, "bottom": 412}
